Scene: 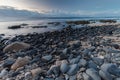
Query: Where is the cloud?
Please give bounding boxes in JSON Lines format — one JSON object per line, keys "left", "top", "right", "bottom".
{"left": 1, "top": 0, "right": 120, "bottom": 17}
{"left": 0, "top": 6, "right": 44, "bottom": 18}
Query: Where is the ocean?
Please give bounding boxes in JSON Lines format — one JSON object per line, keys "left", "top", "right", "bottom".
{"left": 0, "top": 17, "right": 120, "bottom": 37}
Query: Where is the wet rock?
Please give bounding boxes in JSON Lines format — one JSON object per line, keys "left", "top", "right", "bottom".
{"left": 107, "top": 64, "right": 120, "bottom": 77}
{"left": 42, "top": 55, "right": 52, "bottom": 62}
{"left": 3, "top": 42, "right": 30, "bottom": 52}
{"left": 88, "top": 60, "right": 98, "bottom": 70}
{"left": 82, "top": 72, "right": 92, "bottom": 80}
{"left": 69, "top": 56, "right": 80, "bottom": 64}
{"left": 78, "top": 59, "right": 87, "bottom": 67}
{"left": 99, "top": 70, "right": 112, "bottom": 80}
{"left": 11, "top": 57, "right": 29, "bottom": 70}
{"left": 101, "top": 63, "right": 114, "bottom": 72}
{"left": 8, "top": 25, "right": 22, "bottom": 29}
{"left": 92, "top": 57, "right": 104, "bottom": 66}
{"left": 86, "top": 68, "right": 101, "bottom": 80}
{"left": 3, "top": 59, "right": 15, "bottom": 68}
{"left": 31, "top": 68, "right": 43, "bottom": 77}
{"left": 67, "top": 64, "right": 79, "bottom": 76}
{"left": 60, "top": 60, "right": 69, "bottom": 73}
{"left": 0, "top": 69, "right": 8, "bottom": 78}
{"left": 32, "top": 25, "right": 47, "bottom": 28}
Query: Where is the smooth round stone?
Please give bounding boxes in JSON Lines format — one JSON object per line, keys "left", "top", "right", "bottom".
{"left": 3, "top": 59, "right": 15, "bottom": 68}
{"left": 82, "top": 72, "right": 92, "bottom": 80}
{"left": 99, "top": 70, "right": 112, "bottom": 80}
{"left": 86, "top": 68, "right": 101, "bottom": 80}
{"left": 69, "top": 56, "right": 80, "bottom": 64}
{"left": 101, "top": 63, "right": 113, "bottom": 72}
{"left": 67, "top": 64, "right": 79, "bottom": 76}
{"left": 60, "top": 62, "right": 69, "bottom": 73}
{"left": 0, "top": 69, "right": 8, "bottom": 78}
{"left": 92, "top": 57, "right": 104, "bottom": 66}
{"left": 107, "top": 64, "right": 120, "bottom": 77}
{"left": 42, "top": 55, "right": 52, "bottom": 62}
{"left": 88, "top": 60, "right": 98, "bottom": 70}
{"left": 78, "top": 59, "right": 87, "bottom": 67}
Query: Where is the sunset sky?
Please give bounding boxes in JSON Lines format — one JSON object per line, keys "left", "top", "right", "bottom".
{"left": 0, "top": 0, "right": 120, "bottom": 17}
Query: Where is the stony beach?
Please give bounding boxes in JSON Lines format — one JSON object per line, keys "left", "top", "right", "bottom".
{"left": 1, "top": 20, "right": 120, "bottom": 80}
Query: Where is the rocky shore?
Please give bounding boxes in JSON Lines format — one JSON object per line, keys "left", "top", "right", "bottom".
{"left": 1, "top": 22, "right": 120, "bottom": 80}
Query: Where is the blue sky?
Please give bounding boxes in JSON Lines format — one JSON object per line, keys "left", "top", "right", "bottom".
{"left": 0, "top": 0, "right": 120, "bottom": 17}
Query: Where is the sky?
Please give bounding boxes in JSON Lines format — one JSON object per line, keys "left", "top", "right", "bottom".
{"left": 0, "top": 0, "right": 120, "bottom": 17}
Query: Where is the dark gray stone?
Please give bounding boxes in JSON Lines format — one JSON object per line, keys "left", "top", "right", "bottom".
{"left": 86, "top": 68, "right": 101, "bottom": 80}
{"left": 82, "top": 72, "right": 92, "bottom": 80}
{"left": 99, "top": 70, "right": 113, "bottom": 80}
{"left": 67, "top": 64, "right": 79, "bottom": 76}
{"left": 60, "top": 63, "right": 69, "bottom": 73}
{"left": 3, "top": 59, "right": 15, "bottom": 68}
{"left": 92, "top": 57, "right": 104, "bottom": 66}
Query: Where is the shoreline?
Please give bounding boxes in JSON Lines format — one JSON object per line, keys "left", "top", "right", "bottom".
{"left": 1, "top": 21, "right": 120, "bottom": 79}
{"left": 0, "top": 19, "right": 120, "bottom": 38}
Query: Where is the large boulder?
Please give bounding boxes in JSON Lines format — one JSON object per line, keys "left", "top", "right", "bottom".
{"left": 3, "top": 42, "right": 30, "bottom": 53}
